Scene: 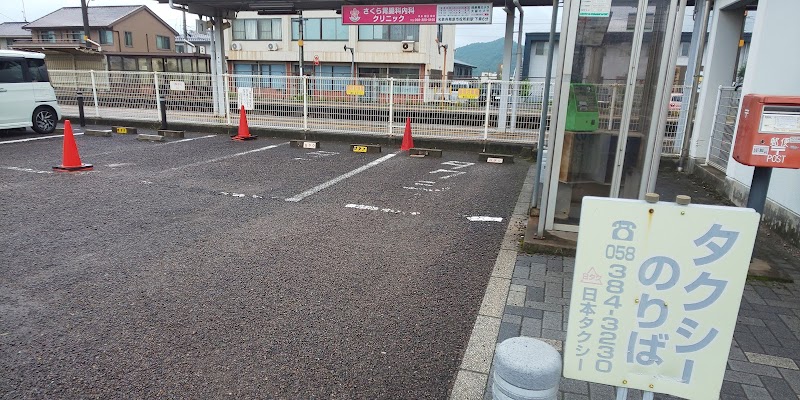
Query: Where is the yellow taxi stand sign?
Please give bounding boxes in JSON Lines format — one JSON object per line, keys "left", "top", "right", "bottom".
{"left": 458, "top": 88, "right": 480, "bottom": 100}
{"left": 346, "top": 85, "right": 365, "bottom": 96}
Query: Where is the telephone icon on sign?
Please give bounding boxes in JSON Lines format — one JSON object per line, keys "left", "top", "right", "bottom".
{"left": 611, "top": 220, "right": 637, "bottom": 241}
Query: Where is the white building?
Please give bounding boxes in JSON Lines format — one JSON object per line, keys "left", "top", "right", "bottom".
{"left": 176, "top": 31, "right": 210, "bottom": 55}
{"left": 689, "top": 0, "right": 800, "bottom": 246}
{"left": 225, "top": 10, "right": 455, "bottom": 80}
{"left": 0, "top": 22, "right": 31, "bottom": 50}
{"left": 522, "top": 10, "right": 754, "bottom": 84}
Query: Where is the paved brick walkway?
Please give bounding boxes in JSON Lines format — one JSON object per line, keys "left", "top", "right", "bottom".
{"left": 484, "top": 254, "right": 800, "bottom": 400}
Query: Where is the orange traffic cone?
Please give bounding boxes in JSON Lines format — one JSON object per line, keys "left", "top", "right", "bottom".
{"left": 401, "top": 117, "right": 414, "bottom": 151}
{"left": 232, "top": 105, "right": 257, "bottom": 141}
{"left": 53, "top": 120, "right": 92, "bottom": 172}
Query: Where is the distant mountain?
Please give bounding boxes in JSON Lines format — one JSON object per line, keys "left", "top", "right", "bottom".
{"left": 454, "top": 38, "right": 518, "bottom": 77}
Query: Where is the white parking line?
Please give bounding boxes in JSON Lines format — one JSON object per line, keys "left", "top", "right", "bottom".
{"left": 164, "top": 134, "right": 215, "bottom": 145}
{"left": 285, "top": 152, "right": 399, "bottom": 202}
{"left": 466, "top": 216, "right": 504, "bottom": 222}
{"left": 345, "top": 203, "right": 420, "bottom": 215}
{"left": 165, "top": 142, "right": 288, "bottom": 172}
{"left": 0, "top": 133, "right": 83, "bottom": 145}
{"left": 403, "top": 186, "right": 451, "bottom": 192}
{"left": 3, "top": 166, "right": 54, "bottom": 174}
{"left": 219, "top": 191, "right": 263, "bottom": 199}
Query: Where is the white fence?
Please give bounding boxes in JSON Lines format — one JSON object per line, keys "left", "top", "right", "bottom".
{"left": 705, "top": 86, "right": 741, "bottom": 172}
{"left": 50, "top": 70, "right": 687, "bottom": 148}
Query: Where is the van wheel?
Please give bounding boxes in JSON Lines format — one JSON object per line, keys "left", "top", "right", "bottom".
{"left": 32, "top": 106, "right": 57, "bottom": 134}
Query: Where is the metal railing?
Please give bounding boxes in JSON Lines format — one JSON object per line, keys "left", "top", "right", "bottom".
{"left": 49, "top": 70, "right": 688, "bottom": 147}
{"left": 12, "top": 38, "right": 98, "bottom": 48}
{"left": 661, "top": 85, "right": 687, "bottom": 155}
{"left": 705, "top": 86, "right": 741, "bottom": 172}
{"left": 16, "top": 38, "right": 86, "bottom": 44}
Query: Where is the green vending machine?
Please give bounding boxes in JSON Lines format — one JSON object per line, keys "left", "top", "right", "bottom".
{"left": 565, "top": 83, "right": 599, "bottom": 132}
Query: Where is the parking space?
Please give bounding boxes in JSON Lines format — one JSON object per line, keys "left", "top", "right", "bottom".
{"left": 0, "top": 128, "right": 531, "bottom": 398}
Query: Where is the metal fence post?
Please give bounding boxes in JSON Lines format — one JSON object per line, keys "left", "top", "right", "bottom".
{"left": 76, "top": 92, "right": 86, "bottom": 127}
{"left": 89, "top": 70, "right": 99, "bottom": 117}
{"left": 224, "top": 73, "right": 231, "bottom": 125}
{"left": 423, "top": 74, "right": 430, "bottom": 103}
{"left": 389, "top": 78, "right": 395, "bottom": 138}
{"left": 704, "top": 85, "right": 724, "bottom": 166}
{"left": 160, "top": 98, "right": 168, "bottom": 130}
{"left": 302, "top": 75, "right": 308, "bottom": 131}
{"left": 483, "top": 81, "right": 492, "bottom": 141}
{"left": 510, "top": 81, "right": 520, "bottom": 132}
{"left": 154, "top": 71, "right": 161, "bottom": 118}
{"left": 72, "top": 71, "right": 79, "bottom": 98}
{"left": 608, "top": 84, "right": 618, "bottom": 130}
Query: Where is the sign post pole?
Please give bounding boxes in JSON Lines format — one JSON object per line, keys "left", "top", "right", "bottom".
{"left": 746, "top": 167, "right": 772, "bottom": 214}
{"left": 298, "top": 12, "right": 305, "bottom": 77}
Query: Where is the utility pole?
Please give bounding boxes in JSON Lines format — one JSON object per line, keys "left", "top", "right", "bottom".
{"left": 80, "top": 0, "right": 90, "bottom": 42}
{"left": 435, "top": 25, "right": 448, "bottom": 101}
{"left": 298, "top": 12, "right": 305, "bottom": 77}
{"left": 182, "top": 10, "right": 188, "bottom": 37}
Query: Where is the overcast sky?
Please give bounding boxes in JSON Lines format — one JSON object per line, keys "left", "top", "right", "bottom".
{"left": 0, "top": 0, "right": 192, "bottom": 33}
{"left": 0, "top": 1, "right": 713, "bottom": 49}
{"left": 0, "top": 0, "right": 562, "bottom": 47}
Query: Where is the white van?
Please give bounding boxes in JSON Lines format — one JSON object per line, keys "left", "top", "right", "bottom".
{"left": 0, "top": 50, "right": 61, "bottom": 134}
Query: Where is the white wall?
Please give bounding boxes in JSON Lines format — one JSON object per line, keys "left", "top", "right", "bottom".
{"left": 0, "top": 37, "right": 25, "bottom": 50}
{"left": 726, "top": 0, "right": 800, "bottom": 214}
{"left": 528, "top": 40, "right": 657, "bottom": 83}
{"left": 688, "top": 7, "right": 743, "bottom": 159}
{"left": 527, "top": 41, "right": 559, "bottom": 81}
{"left": 225, "top": 11, "right": 455, "bottom": 75}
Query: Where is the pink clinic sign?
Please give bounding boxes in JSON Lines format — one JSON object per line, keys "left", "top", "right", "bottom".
{"left": 341, "top": 3, "right": 492, "bottom": 25}
{"left": 342, "top": 4, "right": 438, "bottom": 25}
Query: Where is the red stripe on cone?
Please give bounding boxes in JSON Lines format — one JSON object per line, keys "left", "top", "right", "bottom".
{"left": 232, "top": 105, "right": 257, "bottom": 141}
{"left": 401, "top": 117, "right": 414, "bottom": 151}
{"left": 53, "top": 120, "right": 92, "bottom": 171}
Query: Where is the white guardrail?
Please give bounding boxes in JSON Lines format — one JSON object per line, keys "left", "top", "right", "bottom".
{"left": 704, "top": 86, "right": 742, "bottom": 172}
{"left": 50, "top": 70, "right": 688, "bottom": 149}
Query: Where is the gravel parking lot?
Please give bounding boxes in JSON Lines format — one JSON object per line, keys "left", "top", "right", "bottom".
{"left": 0, "top": 127, "right": 530, "bottom": 398}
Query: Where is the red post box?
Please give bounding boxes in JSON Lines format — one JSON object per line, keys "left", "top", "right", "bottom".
{"left": 733, "top": 94, "right": 800, "bottom": 169}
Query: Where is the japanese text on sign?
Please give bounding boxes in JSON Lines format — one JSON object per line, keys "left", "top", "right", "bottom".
{"left": 341, "top": 3, "right": 491, "bottom": 25}
{"left": 564, "top": 197, "right": 758, "bottom": 400}
{"left": 579, "top": 0, "right": 612, "bottom": 17}
{"left": 346, "top": 85, "right": 365, "bottom": 96}
{"left": 237, "top": 87, "right": 254, "bottom": 111}
{"left": 457, "top": 88, "right": 479, "bottom": 99}
{"left": 760, "top": 110, "right": 800, "bottom": 134}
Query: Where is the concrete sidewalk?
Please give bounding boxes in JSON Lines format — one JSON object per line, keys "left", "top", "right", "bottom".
{"left": 469, "top": 163, "right": 800, "bottom": 400}
{"left": 486, "top": 254, "right": 800, "bottom": 400}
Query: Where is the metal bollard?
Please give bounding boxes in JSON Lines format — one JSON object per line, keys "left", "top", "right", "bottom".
{"left": 159, "top": 98, "right": 168, "bottom": 130}
{"left": 77, "top": 92, "right": 86, "bottom": 127}
{"left": 493, "top": 337, "right": 562, "bottom": 400}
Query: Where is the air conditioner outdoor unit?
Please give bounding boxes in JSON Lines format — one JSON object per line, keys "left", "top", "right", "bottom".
{"left": 401, "top": 41, "right": 416, "bottom": 52}
{"left": 230, "top": 42, "right": 242, "bottom": 51}
{"left": 267, "top": 42, "right": 280, "bottom": 51}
